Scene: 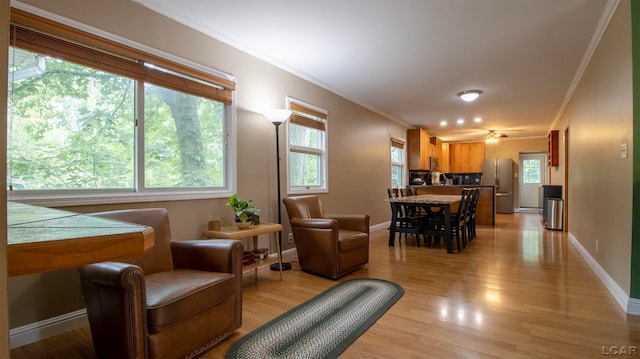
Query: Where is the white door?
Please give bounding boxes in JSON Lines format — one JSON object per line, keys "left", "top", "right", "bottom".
{"left": 519, "top": 153, "right": 546, "bottom": 208}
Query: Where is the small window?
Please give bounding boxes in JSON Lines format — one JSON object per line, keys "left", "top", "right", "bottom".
{"left": 391, "top": 138, "right": 405, "bottom": 187}
{"left": 522, "top": 159, "right": 542, "bottom": 184}
{"left": 287, "top": 98, "right": 328, "bottom": 194}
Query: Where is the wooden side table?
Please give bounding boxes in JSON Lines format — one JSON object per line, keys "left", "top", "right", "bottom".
{"left": 201, "top": 222, "right": 284, "bottom": 280}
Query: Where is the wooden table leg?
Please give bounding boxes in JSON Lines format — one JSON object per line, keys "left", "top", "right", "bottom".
{"left": 273, "top": 232, "right": 283, "bottom": 280}
{"left": 252, "top": 235, "right": 259, "bottom": 277}
{"left": 443, "top": 205, "right": 454, "bottom": 254}
{"left": 388, "top": 202, "right": 399, "bottom": 246}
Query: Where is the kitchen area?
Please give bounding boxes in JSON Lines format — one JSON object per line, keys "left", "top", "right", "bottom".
{"left": 406, "top": 128, "right": 520, "bottom": 227}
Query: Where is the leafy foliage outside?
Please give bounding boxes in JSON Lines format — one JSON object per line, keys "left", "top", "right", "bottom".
{"left": 522, "top": 159, "right": 542, "bottom": 184}
{"left": 289, "top": 122, "right": 322, "bottom": 187}
{"left": 8, "top": 47, "right": 225, "bottom": 191}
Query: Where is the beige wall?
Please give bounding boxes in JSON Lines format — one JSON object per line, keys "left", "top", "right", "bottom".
{"left": 484, "top": 137, "right": 548, "bottom": 209}
{"left": 7, "top": 0, "right": 408, "bottom": 328}
{"left": 552, "top": 0, "right": 633, "bottom": 293}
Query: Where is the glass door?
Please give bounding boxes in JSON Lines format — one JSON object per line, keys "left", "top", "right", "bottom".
{"left": 519, "top": 153, "right": 546, "bottom": 209}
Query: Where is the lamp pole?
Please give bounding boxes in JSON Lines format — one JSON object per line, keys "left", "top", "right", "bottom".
{"left": 264, "top": 110, "right": 292, "bottom": 271}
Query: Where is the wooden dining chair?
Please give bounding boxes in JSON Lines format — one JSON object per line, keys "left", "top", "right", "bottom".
{"left": 387, "top": 188, "right": 427, "bottom": 245}
{"left": 453, "top": 188, "right": 473, "bottom": 249}
{"left": 426, "top": 188, "right": 471, "bottom": 251}
{"left": 466, "top": 188, "right": 481, "bottom": 241}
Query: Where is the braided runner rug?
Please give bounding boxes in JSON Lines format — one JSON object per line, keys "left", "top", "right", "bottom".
{"left": 226, "top": 278, "right": 404, "bottom": 359}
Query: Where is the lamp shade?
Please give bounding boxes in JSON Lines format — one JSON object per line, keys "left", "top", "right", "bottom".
{"left": 457, "top": 90, "right": 482, "bottom": 102}
{"left": 263, "top": 109, "right": 292, "bottom": 124}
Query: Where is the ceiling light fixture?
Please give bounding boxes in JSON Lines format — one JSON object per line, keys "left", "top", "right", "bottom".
{"left": 485, "top": 130, "right": 505, "bottom": 144}
{"left": 457, "top": 90, "right": 482, "bottom": 102}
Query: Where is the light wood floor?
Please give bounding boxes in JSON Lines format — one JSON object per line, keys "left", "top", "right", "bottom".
{"left": 11, "top": 213, "right": 640, "bottom": 358}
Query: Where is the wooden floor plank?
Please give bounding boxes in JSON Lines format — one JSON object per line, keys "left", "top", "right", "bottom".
{"left": 10, "top": 212, "right": 640, "bottom": 358}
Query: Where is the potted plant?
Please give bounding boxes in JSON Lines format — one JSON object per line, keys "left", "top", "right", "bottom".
{"left": 226, "top": 194, "right": 261, "bottom": 228}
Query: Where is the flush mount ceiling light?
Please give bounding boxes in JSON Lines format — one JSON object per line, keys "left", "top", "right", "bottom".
{"left": 457, "top": 90, "right": 482, "bottom": 102}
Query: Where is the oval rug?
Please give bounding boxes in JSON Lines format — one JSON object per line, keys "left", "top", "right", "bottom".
{"left": 226, "top": 278, "right": 404, "bottom": 359}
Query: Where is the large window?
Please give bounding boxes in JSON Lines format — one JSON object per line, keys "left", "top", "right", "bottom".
{"left": 287, "top": 99, "right": 328, "bottom": 194}
{"left": 7, "top": 9, "right": 235, "bottom": 205}
{"left": 390, "top": 138, "right": 405, "bottom": 187}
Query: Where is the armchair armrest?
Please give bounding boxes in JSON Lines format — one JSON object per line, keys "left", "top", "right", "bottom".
{"left": 78, "top": 262, "right": 147, "bottom": 359}
{"left": 324, "top": 214, "right": 370, "bottom": 232}
{"left": 79, "top": 262, "right": 144, "bottom": 289}
{"left": 171, "top": 239, "right": 244, "bottom": 274}
{"left": 290, "top": 218, "right": 338, "bottom": 229}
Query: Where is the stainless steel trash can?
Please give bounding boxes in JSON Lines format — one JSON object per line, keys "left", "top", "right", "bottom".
{"left": 546, "top": 198, "right": 563, "bottom": 230}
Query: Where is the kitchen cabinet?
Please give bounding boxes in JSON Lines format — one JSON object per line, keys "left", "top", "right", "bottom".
{"left": 450, "top": 143, "right": 469, "bottom": 172}
{"left": 469, "top": 142, "right": 485, "bottom": 172}
{"left": 440, "top": 143, "right": 450, "bottom": 173}
{"left": 548, "top": 130, "right": 559, "bottom": 167}
{"left": 429, "top": 136, "right": 442, "bottom": 160}
{"left": 450, "top": 142, "right": 485, "bottom": 172}
{"left": 407, "top": 128, "right": 431, "bottom": 169}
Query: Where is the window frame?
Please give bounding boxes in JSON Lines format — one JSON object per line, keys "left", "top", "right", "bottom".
{"left": 7, "top": 8, "right": 237, "bottom": 206}
{"left": 285, "top": 97, "right": 328, "bottom": 195}
{"left": 390, "top": 137, "right": 405, "bottom": 187}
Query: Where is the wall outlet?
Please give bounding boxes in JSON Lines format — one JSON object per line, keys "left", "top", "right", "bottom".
{"left": 288, "top": 233, "right": 294, "bottom": 243}
{"left": 596, "top": 238, "right": 599, "bottom": 253}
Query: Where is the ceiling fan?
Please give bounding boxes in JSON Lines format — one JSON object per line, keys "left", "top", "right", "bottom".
{"left": 485, "top": 129, "right": 507, "bottom": 143}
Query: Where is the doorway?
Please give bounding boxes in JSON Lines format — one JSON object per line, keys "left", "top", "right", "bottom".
{"left": 519, "top": 153, "right": 547, "bottom": 209}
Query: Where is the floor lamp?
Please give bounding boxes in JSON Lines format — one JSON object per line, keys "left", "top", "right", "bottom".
{"left": 264, "top": 109, "right": 293, "bottom": 271}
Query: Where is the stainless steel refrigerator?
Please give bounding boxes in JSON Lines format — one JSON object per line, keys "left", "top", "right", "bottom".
{"left": 482, "top": 158, "right": 514, "bottom": 213}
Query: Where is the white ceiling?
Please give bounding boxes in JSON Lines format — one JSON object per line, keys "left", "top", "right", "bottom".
{"left": 134, "top": 0, "right": 612, "bottom": 142}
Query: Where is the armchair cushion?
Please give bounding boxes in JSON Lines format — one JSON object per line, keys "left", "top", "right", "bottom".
{"left": 145, "top": 270, "right": 235, "bottom": 333}
{"left": 338, "top": 230, "right": 369, "bottom": 252}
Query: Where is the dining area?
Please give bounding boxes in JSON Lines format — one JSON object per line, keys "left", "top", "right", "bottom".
{"left": 386, "top": 187, "right": 481, "bottom": 254}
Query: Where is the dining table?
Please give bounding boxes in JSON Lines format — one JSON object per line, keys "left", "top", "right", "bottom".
{"left": 387, "top": 194, "right": 462, "bottom": 254}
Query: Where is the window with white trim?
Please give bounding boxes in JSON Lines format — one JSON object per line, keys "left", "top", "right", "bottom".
{"left": 7, "top": 9, "right": 236, "bottom": 205}
{"left": 390, "top": 138, "right": 405, "bottom": 187}
{"left": 286, "top": 99, "right": 328, "bottom": 194}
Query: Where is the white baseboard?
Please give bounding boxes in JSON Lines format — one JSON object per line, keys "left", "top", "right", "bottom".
{"left": 371, "top": 221, "right": 390, "bottom": 233}
{"left": 629, "top": 298, "right": 640, "bottom": 315}
{"left": 567, "top": 233, "right": 639, "bottom": 315}
{"left": 10, "top": 309, "right": 88, "bottom": 349}
{"left": 280, "top": 247, "right": 297, "bottom": 258}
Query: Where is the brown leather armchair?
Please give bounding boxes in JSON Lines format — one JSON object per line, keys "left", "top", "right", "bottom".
{"left": 283, "top": 196, "right": 370, "bottom": 279}
{"left": 78, "top": 208, "right": 243, "bottom": 359}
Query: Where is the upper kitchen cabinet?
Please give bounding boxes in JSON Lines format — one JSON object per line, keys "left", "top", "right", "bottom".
{"left": 469, "top": 142, "right": 485, "bottom": 172}
{"left": 450, "top": 143, "right": 468, "bottom": 172}
{"left": 440, "top": 143, "right": 450, "bottom": 173}
{"left": 407, "top": 128, "right": 430, "bottom": 169}
{"left": 450, "top": 142, "right": 485, "bottom": 172}
{"left": 430, "top": 136, "right": 442, "bottom": 160}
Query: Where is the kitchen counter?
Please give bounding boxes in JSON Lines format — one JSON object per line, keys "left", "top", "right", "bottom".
{"left": 409, "top": 185, "right": 495, "bottom": 226}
